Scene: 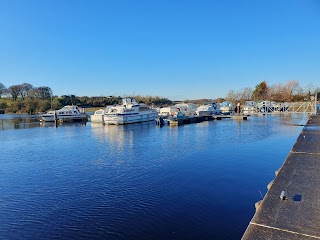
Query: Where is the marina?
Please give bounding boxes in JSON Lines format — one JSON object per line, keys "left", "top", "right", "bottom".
{"left": 1, "top": 1, "right": 319, "bottom": 239}
{"left": 89, "top": 99, "right": 318, "bottom": 127}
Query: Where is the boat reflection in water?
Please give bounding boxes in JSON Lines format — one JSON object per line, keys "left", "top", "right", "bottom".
{"left": 90, "top": 122, "right": 157, "bottom": 168}
{"left": 40, "top": 121, "right": 87, "bottom": 128}
{"left": 0, "top": 114, "right": 40, "bottom": 130}
{"left": 91, "top": 121, "right": 155, "bottom": 146}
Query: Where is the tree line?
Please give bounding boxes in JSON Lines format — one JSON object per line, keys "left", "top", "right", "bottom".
{"left": 0, "top": 81, "right": 318, "bottom": 114}
{"left": 0, "top": 83, "right": 172, "bottom": 114}
{"left": 225, "top": 80, "right": 320, "bottom": 104}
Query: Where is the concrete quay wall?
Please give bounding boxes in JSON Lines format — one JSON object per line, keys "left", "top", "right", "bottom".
{"left": 242, "top": 115, "right": 320, "bottom": 239}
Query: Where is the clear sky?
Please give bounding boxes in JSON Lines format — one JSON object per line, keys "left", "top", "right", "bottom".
{"left": 0, "top": 0, "right": 319, "bottom": 100}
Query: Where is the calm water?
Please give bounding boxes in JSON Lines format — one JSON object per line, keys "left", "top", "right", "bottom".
{"left": 0, "top": 114, "right": 308, "bottom": 240}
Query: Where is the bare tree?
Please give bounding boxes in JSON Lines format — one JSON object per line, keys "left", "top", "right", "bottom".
{"left": 240, "top": 87, "right": 253, "bottom": 101}
{"left": 8, "top": 85, "right": 21, "bottom": 101}
{"left": 269, "top": 83, "right": 285, "bottom": 102}
{"left": 0, "top": 83, "right": 6, "bottom": 98}
{"left": 226, "top": 90, "right": 239, "bottom": 102}
{"left": 284, "top": 80, "right": 299, "bottom": 102}
{"left": 18, "top": 83, "right": 33, "bottom": 100}
{"left": 304, "top": 83, "right": 316, "bottom": 101}
{"left": 34, "top": 86, "right": 52, "bottom": 99}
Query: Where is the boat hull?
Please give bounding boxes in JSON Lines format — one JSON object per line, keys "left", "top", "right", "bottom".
{"left": 220, "top": 107, "right": 233, "bottom": 114}
{"left": 243, "top": 107, "right": 257, "bottom": 114}
{"left": 90, "top": 115, "right": 104, "bottom": 123}
{"left": 196, "top": 110, "right": 217, "bottom": 116}
{"left": 104, "top": 112, "right": 158, "bottom": 125}
{"left": 40, "top": 114, "right": 88, "bottom": 122}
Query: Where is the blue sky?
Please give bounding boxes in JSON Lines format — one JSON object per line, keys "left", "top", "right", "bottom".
{"left": 0, "top": 0, "right": 319, "bottom": 100}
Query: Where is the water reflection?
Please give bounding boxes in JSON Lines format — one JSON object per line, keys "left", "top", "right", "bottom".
{"left": 40, "top": 121, "right": 87, "bottom": 128}
{"left": 90, "top": 115, "right": 307, "bottom": 150}
{"left": 0, "top": 114, "right": 89, "bottom": 130}
{"left": 91, "top": 122, "right": 155, "bottom": 146}
{"left": 0, "top": 113, "right": 310, "bottom": 240}
{"left": 91, "top": 122, "right": 157, "bottom": 168}
{"left": 0, "top": 114, "right": 40, "bottom": 130}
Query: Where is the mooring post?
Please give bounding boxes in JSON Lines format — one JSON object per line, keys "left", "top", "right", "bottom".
{"left": 54, "top": 110, "right": 57, "bottom": 125}
{"left": 316, "top": 92, "right": 318, "bottom": 115}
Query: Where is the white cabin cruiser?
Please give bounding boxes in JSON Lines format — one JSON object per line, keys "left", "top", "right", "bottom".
{"left": 243, "top": 101, "right": 257, "bottom": 114}
{"left": 104, "top": 98, "right": 158, "bottom": 125}
{"left": 159, "top": 106, "right": 179, "bottom": 117}
{"left": 90, "top": 109, "right": 105, "bottom": 123}
{"left": 175, "top": 103, "right": 197, "bottom": 116}
{"left": 40, "top": 105, "right": 87, "bottom": 122}
{"left": 195, "top": 102, "right": 221, "bottom": 116}
{"left": 220, "top": 101, "right": 235, "bottom": 115}
{"left": 90, "top": 106, "right": 111, "bottom": 123}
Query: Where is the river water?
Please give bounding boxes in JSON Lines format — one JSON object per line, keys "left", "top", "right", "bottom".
{"left": 0, "top": 114, "right": 308, "bottom": 239}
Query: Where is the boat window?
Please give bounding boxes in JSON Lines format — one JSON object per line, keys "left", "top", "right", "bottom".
{"left": 74, "top": 111, "right": 77, "bottom": 114}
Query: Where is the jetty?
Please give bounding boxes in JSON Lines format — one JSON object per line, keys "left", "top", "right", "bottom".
{"left": 242, "top": 115, "right": 320, "bottom": 239}
{"left": 167, "top": 115, "right": 247, "bottom": 126}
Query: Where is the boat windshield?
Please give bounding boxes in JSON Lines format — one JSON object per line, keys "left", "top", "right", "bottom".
{"left": 221, "top": 102, "right": 231, "bottom": 107}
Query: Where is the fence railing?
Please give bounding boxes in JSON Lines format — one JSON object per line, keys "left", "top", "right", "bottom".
{"left": 243, "top": 101, "right": 318, "bottom": 115}
{"left": 285, "top": 102, "right": 317, "bottom": 114}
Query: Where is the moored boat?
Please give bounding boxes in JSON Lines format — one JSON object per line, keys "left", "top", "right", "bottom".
{"left": 159, "top": 106, "right": 179, "bottom": 117}
{"left": 243, "top": 101, "right": 257, "bottom": 114}
{"left": 220, "top": 101, "right": 235, "bottom": 115}
{"left": 196, "top": 102, "right": 221, "bottom": 116}
{"left": 40, "top": 106, "right": 88, "bottom": 122}
{"left": 90, "top": 109, "right": 105, "bottom": 123}
{"left": 104, "top": 98, "right": 158, "bottom": 125}
{"left": 90, "top": 106, "right": 111, "bottom": 123}
{"left": 174, "top": 103, "right": 197, "bottom": 116}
